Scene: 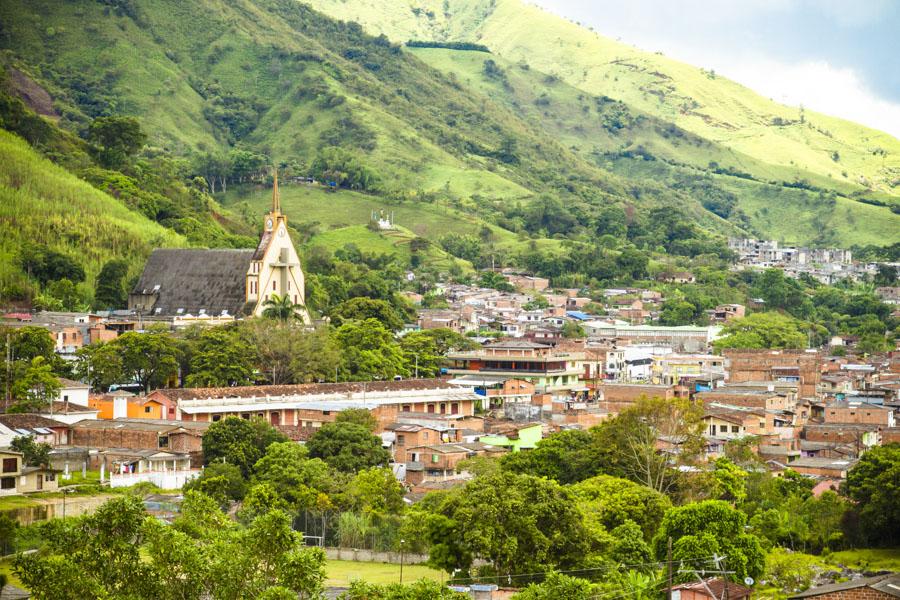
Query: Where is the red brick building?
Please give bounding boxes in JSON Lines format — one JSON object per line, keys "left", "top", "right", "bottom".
{"left": 789, "top": 574, "right": 900, "bottom": 600}
{"left": 723, "top": 349, "right": 821, "bottom": 398}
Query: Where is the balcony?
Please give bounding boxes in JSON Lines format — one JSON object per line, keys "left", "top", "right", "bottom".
{"left": 108, "top": 469, "right": 201, "bottom": 489}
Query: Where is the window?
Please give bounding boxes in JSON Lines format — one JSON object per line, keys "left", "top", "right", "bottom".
{"left": 731, "top": 426, "right": 739, "bottom": 433}
{"left": 145, "top": 406, "right": 152, "bottom": 413}
{"left": 402, "top": 404, "right": 411, "bottom": 412}
{"left": 158, "top": 436, "right": 169, "bottom": 449}
{"left": 423, "top": 432, "right": 429, "bottom": 441}
{"left": 63, "top": 395, "right": 69, "bottom": 402}
{"left": 719, "top": 425, "right": 728, "bottom": 433}
{"left": 212, "top": 415, "right": 222, "bottom": 422}
{"left": 323, "top": 411, "right": 331, "bottom": 416}
{"left": 440, "top": 403, "right": 446, "bottom": 414}
{"left": 241, "top": 413, "right": 251, "bottom": 420}
{"left": 397, "top": 435, "right": 405, "bottom": 446}
{"left": 46, "top": 473, "right": 56, "bottom": 482}
{"left": 273, "top": 281, "right": 277, "bottom": 290}
{"left": 287, "top": 281, "right": 291, "bottom": 291}
{"left": 2, "top": 458, "right": 17, "bottom": 473}
{"left": 0, "top": 477, "right": 14, "bottom": 490}
{"left": 451, "top": 403, "right": 459, "bottom": 415}
{"left": 432, "top": 454, "right": 439, "bottom": 463}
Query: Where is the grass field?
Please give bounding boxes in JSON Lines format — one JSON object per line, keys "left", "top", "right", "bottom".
{"left": 824, "top": 549, "right": 900, "bottom": 572}
{"left": 325, "top": 559, "right": 444, "bottom": 587}
{"left": 221, "top": 183, "right": 566, "bottom": 260}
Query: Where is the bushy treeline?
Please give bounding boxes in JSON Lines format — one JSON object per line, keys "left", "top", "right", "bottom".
{"left": 406, "top": 40, "right": 491, "bottom": 52}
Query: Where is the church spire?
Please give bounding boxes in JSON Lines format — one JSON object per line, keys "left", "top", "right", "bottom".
{"left": 271, "top": 167, "right": 281, "bottom": 214}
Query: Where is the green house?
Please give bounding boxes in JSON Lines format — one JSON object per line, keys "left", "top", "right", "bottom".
{"left": 480, "top": 423, "right": 543, "bottom": 452}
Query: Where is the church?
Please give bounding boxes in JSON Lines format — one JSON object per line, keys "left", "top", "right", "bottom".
{"left": 128, "top": 171, "right": 309, "bottom": 322}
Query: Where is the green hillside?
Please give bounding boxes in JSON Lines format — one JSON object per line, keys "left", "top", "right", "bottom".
{"left": 0, "top": 0, "right": 762, "bottom": 241}
{"left": 0, "top": 0, "right": 897, "bottom": 262}
{"left": 306, "top": 0, "right": 900, "bottom": 198}
{"left": 0, "top": 128, "right": 186, "bottom": 303}
{"left": 405, "top": 47, "right": 900, "bottom": 245}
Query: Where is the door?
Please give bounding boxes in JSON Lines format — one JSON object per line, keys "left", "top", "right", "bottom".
{"left": 270, "top": 412, "right": 281, "bottom": 426}
{"left": 36, "top": 474, "right": 42, "bottom": 491}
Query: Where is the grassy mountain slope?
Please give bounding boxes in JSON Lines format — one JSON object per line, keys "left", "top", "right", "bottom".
{"left": 406, "top": 47, "right": 900, "bottom": 246}
{"left": 307, "top": 0, "right": 900, "bottom": 199}
{"left": 0, "top": 129, "right": 186, "bottom": 301}
{"left": 0, "top": 0, "right": 606, "bottom": 204}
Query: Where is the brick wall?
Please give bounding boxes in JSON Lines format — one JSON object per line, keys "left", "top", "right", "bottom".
{"left": 70, "top": 427, "right": 160, "bottom": 450}
{"left": 824, "top": 406, "right": 892, "bottom": 425}
{"left": 798, "top": 587, "right": 894, "bottom": 600}
{"left": 724, "top": 349, "right": 821, "bottom": 397}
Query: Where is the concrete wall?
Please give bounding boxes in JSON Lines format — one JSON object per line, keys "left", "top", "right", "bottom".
{"left": 323, "top": 547, "right": 429, "bottom": 564}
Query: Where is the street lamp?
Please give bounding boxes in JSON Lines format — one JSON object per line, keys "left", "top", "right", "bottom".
{"left": 399, "top": 538, "right": 405, "bottom": 584}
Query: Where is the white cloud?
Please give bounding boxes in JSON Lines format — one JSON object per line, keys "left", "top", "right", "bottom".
{"left": 715, "top": 59, "right": 900, "bottom": 140}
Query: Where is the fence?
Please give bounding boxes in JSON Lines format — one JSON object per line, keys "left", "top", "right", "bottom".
{"left": 295, "top": 510, "right": 419, "bottom": 553}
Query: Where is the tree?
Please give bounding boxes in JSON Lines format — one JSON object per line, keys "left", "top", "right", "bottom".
{"left": 73, "top": 342, "right": 123, "bottom": 392}
{"left": 347, "top": 467, "right": 405, "bottom": 516}
{"left": 561, "top": 321, "right": 585, "bottom": 338}
{"left": 252, "top": 442, "right": 331, "bottom": 509}
{"left": 711, "top": 457, "right": 748, "bottom": 503}
{"left": 306, "top": 422, "right": 390, "bottom": 473}
{"left": 874, "top": 264, "right": 898, "bottom": 286}
{"left": 87, "top": 116, "right": 146, "bottom": 168}
{"left": 0, "top": 514, "right": 18, "bottom": 555}
{"left": 186, "top": 327, "right": 256, "bottom": 387}
{"left": 11, "top": 435, "right": 51, "bottom": 467}
{"left": 112, "top": 331, "right": 181, "bottom": 391}
{"left": 659, "top": 298, "right": 697, "bottom": 326}
{"left": 570, "top": 475, "right": 672, "bottom": 541}
{"left": 331, "top": 297, "right": 404, "bottom": 331}
{"left": 652, "top": 500, "right": 765, "bottom": 582}
{"left": 183, "top": 462, "right": 246, "bottom": 503}
{"left": 15, "top": 496, "right": 152, "bottom": 599}
{"left": 334, "top": 319, "right": 408, "bottom": 381}
{"left": 593, "top": 396, "right": 705, "bottom": 494}
{"left": 342, "top": 580, "right": 468, "bottom": 600}
{"left": 290, "top": 325, "right": 342, "bottom": 383}
{"left": 10, "top": 357, "right": 60, "bottom": 413}
{"left": 4, "top": 326, "right": 56, "bottom": 363}
{"left": 514, "top": 572, "right": 600, "bottom": 600}
{"left": 335, "top": 408, "right": 378, "bottom": 431}
{"left": 93, "top": 259, "right": 129, "bottom": 309}
{"left": 501, "top": 429, "right": 600, "bottom": 484}
{"left": 714, "top": 312, "right": 807, "bottom": 351}
{"left": 262, "top": 294, "right": 304, "bottom": 322}
{"left": 616, "top": 248, "right": 649, "bottom": 280}
{"left": 202, "top": 417, "right": 288, "bottom": 478}
{"left": 844, "top": 444, "right": 900, "bottom": 546}
{"left": 16, "top": 244, "right": 85, "bottom": 287}
{"left": 424, "top": 472, "right": 590, "bottom": 575}
{"left": 242, "top": 320, "right": 303, "bottom": 385}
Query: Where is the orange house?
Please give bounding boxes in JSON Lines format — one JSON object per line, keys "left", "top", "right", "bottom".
{"left": 88, "top": 392, "right": 167, "bottom": 420}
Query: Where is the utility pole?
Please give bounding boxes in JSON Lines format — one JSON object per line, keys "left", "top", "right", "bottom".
{"left": 4, "top": 333, "right": 10, "bottom": 411}
{"left": 666, "top": 536, "right": 673, "bottom": 600}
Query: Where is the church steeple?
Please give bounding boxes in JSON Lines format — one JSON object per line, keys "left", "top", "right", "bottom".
{"left": 264, "top": 166, "right": 285, "bottom": 232}
{"left": 271, "top": 167, "right": 281, "bottom": 215}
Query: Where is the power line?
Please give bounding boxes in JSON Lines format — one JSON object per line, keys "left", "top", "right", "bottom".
{"left": 445, "top": 556, "right": 720, "bottom": 585}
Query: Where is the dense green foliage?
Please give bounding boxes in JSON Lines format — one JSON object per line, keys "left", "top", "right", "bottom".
{"left": 14, "top": 494, "right": 326, "bottom": 600}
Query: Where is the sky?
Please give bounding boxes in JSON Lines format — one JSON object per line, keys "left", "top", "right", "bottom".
{"left": 533, "top": 0, "right": 900, "bottom": 139}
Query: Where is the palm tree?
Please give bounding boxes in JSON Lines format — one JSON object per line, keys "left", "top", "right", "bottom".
{"left": 261, "top": 294, "right": 304, "bottom": 322}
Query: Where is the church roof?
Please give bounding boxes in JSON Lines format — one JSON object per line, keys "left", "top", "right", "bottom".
{"left": 131, "top": 248, "right": 255, "bottom": 317}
